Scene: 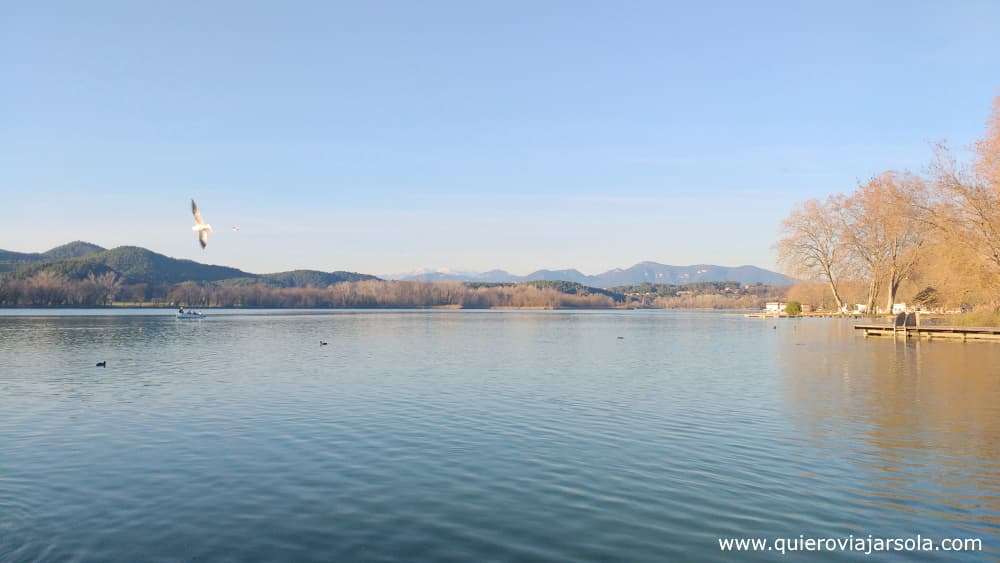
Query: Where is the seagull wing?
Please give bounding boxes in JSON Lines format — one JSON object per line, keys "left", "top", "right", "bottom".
{"left": 191, "top": 199, "right": 205, "bottom": 225}
{"left": 198, "top": 228, "right": 209, "bottom": 249}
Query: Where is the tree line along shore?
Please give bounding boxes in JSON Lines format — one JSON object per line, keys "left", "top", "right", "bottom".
{"left": 777, "top": 96, "right": 1000, "bottom": 327}
{"left": 0, "top": 275, "right": 784, "bottom": 310}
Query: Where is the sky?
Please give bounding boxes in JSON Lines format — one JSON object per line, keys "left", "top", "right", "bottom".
{"left": 3, "top": 1, "right": 999, "bottom": 276}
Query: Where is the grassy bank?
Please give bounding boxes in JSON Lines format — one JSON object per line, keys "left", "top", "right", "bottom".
{"left": 943, "top": 310, "right": 1000, "bottom": 327}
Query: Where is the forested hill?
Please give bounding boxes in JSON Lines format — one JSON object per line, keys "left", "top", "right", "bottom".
{"left": 223, "top": 270, "right": 379, "bottom": 288}
{"left": 0, "top": 243, "right": 377, "bottom": 287}
{"left": 8, "top": 246, "right": 249, "bottom": 284}
{"left": 0, "top": 241, "right": 105, "bottom": 271}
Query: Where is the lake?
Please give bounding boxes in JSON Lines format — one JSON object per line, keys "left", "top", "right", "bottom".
{"left": 1, "top": 309, "right": 997, "bottom": 561}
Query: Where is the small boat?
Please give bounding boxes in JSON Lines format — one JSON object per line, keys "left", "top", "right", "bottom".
{"left": 176, "top": 310, "right": 205, "bottom": 319}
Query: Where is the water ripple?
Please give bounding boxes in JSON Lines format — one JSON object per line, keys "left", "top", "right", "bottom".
{"left": 0, "top": 311, "right": 998, "bottom": 561}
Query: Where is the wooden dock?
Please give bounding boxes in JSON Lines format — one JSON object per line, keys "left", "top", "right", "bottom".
{"left": 854, "top": 324, "right": 1000, "bottom": 341}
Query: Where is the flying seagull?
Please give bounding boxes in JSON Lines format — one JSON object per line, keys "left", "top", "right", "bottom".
{"left": 191, "top": 199, "right": 213, "bottom": 249}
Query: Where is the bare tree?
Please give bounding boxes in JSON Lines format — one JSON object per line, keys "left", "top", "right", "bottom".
{"left": 88, "top": 272, "right": 122, "bottom": 306}
{"left": 881, "top": 174, "right": 930, "bottom": 312}
{"left": 930, "top": 98, "right": 1000, "bottom": 303}
{"left": 839, "top": 172, "right": 927, "bottom": 314}
{"left": 839, "top": 180, "right": 886, "bottom": 314}
{"left": 777, "top": 196, "right": 847, "bottom": 312}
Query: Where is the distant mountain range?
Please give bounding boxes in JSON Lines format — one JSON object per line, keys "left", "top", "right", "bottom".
{"left": 1, "top": 241, "right": 794, "bottom": 288}
{"left": 387, "top": 262, "right": 794, "bottom": 287}
{"left": 0, "top": 242, "right": 377, "bottom": 287}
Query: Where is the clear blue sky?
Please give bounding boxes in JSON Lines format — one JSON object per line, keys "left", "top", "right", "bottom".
{"left": 3, "top": 1, "right": 999, "bottom": 275}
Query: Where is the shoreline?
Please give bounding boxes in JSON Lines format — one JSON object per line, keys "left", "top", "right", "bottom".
{"left": 0, "top": 305, "right": 764, "bottom": 313}
{"left": 0, "top": 303, "right": 760, "bottom": 311}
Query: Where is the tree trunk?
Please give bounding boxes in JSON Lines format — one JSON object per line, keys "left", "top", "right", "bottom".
{"left": 866, "top": 278, "right": 881, "bottom": 316}
{"left": 886, "top": 276, "right": 901, "bottom": 315}
{"left": 822, "top": 266, "right": 845, "bottom": 313}
{"left": 827, "top": 280, "right": 844, "bottom": 313}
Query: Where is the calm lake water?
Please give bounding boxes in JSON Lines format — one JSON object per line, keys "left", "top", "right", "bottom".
{"left": 1, "top": 309, "right": 998, "bottom": 561}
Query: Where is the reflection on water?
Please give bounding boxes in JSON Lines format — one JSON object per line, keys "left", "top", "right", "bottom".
{"left": 0, "top": 310, "right": 997, "bottom": 562}
{"left": 779, "top": 319, "right": 1000, "bottom": 541}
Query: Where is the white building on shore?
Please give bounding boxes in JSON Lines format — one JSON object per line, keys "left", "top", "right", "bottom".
{"left": 765, "top": 302, "right": 786, "bottom": 313}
